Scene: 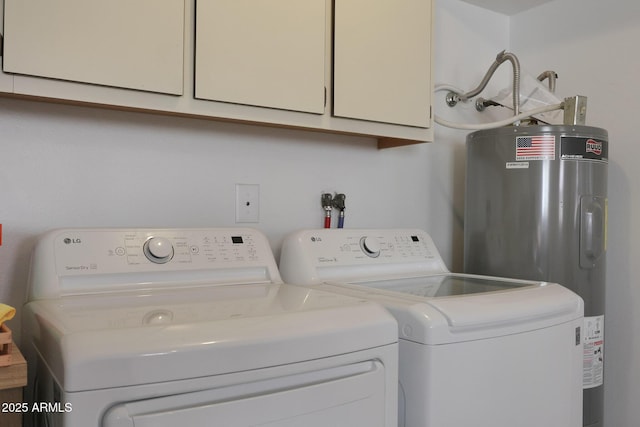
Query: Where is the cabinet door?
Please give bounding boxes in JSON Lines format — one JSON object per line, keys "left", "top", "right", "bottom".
{"left": 0, "top": 2, "right": 13, "bottom": 93}
{"left": 3, "top": 0, "right": 185, "bottom": 95}
{"left": 334, "top": 0, "right": 432, "bottom": 128}
{"left": 195, "top": 0, "right": 326, "bottom": 114}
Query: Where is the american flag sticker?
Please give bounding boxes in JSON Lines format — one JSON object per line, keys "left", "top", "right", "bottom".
{"left": 515, "top": 135, "right": 556, "bottom": 161}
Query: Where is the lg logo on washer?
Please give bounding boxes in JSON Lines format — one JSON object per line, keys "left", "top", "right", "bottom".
{"left": 63, "top": 238, "right": 82, "bottom": 244}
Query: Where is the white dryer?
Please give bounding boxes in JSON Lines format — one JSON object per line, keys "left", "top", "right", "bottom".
{"left": 22, "top": 228, "right": 398, "bottom": 427}
{"left": 279, "top": 228, "right": 584, "bottom": 427}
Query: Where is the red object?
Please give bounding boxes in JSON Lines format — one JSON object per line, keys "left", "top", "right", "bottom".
{"left": 324, "top": 216, "right": 331, "bottom": 229}
{"left": 0, "top": 224, "right": 3, "bottom": 246}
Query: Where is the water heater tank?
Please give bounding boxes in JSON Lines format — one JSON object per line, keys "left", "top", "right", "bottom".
{"left": 463, "top": 125, "right": 608, "bottom": 427}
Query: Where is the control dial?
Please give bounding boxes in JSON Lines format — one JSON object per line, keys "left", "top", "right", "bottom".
{"left": 143, "top": 237, "right": 174, "bottom": 264}
{"left": 360, "top": 236, "right": 381, "bottom": 258}
{"left": 143, "top": 309, "right": 174, "bottom": 325}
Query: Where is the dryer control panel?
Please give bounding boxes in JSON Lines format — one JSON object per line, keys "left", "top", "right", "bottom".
{"left": 279, "top": 229, "right": 449, "bottom": 285}
{"left": 28, "top": 228, "right": 281, "bottom": 299}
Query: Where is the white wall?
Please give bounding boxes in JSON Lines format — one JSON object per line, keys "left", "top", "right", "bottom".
{"left": 511, "top": 2, "right": 638, "bottom": 426}
{"left": 429, "top": 0, "right": 510, "bottom": 270}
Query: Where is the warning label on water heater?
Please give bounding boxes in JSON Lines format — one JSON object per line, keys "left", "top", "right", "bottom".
{"left": 583, "top": 315, "right": 604, "bottom": 389}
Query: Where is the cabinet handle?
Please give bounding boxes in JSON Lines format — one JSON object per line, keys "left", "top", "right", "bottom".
{"left": 580, "top": 196, "right": 604, "bottom": 268}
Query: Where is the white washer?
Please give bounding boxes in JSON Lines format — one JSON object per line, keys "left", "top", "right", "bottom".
{"left": 22, "top": 228, "right": 398, "bottom": 427}
{"left": 279, "top": 228, "right": 584, "bottom": 427}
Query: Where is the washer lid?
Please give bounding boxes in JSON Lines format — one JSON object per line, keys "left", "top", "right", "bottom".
{"left": 24, "top": 283, "right": 396, "bottom": 392}
{"left": 361, "top": 273, "right": 534, "bottom": 297}
{"left": 320, "top": 273, "right": 584, "bottom": 344}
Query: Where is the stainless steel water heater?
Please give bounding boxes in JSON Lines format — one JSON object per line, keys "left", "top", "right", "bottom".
{"left": 463, "top": 125, "right": 608, "bottom": 427}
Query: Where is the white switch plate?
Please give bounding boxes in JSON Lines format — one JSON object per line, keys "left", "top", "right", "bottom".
{"left": 235, "top": 184, "right": 260, "bottom": 223}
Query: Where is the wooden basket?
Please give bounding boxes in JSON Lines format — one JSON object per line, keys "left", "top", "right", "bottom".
{"left": 0, "top": 324, "right": 13, "bottom": 366}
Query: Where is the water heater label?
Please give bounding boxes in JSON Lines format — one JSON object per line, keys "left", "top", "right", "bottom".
{"left": 506, "top": 162, "right": 529, "bottom": 169}
{"left": 583, "top": 315, "right": 604, "bottom": 389}
{"left": 561, "top": 136, "right": 608, "bottom": 162}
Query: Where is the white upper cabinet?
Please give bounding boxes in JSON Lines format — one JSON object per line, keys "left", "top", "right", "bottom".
{"left": 195, "top": 0, "right": 326, "bottom": 114}
{"left": 333, "top": 0, "right": 432, "bottom": 128}
{"left": 0, "top": 0, "right": 433, "bottom": 146}
{"left": 0, "top": 3, "right": 13, "bottom": 93}
{"left": 2, "top": 0, "right": 185, "bottom": 95}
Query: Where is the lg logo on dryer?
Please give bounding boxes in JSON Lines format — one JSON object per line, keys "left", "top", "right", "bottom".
{"left": 64, "top": 238, "right": 82, "bottom": 244}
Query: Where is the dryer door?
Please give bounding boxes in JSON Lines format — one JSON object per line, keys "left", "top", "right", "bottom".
{"left": 103, "top": 361, "right": 386, "bottom": 427}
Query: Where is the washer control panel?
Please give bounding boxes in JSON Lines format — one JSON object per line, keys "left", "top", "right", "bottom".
{"left": 279, "top": 229, "right": 449, "bottom": 284}
{"left": 29, "top": 228, "right": 281, "bottom": 299}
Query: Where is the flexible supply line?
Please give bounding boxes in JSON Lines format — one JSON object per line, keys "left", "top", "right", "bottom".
{"left": 434, "top": 102, "right": 564, "bottom": 131}
{"left": 537, "top": 70, "right": 558, "bottom": 93}
{"left": 434, "top": 84, "right": 565, "bottom": 131}
{"left": 321, "top": 193, "right": 333, "bottom": 229}
{"left": 449, "top": 50, "right": 521, "bottom": 117}
{"left": 332, "top": 193, "right": 346, "bottom": 229}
